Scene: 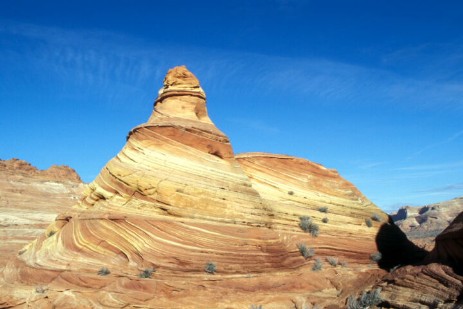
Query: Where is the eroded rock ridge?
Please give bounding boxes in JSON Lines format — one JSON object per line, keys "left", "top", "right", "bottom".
{"left": 1, "top": 66, "right": 387, "bottom": 308}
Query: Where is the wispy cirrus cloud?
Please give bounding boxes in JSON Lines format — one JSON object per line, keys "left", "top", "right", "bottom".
{"left": 1, "top": 20, "right": 463, "bottom": 112}
{"left": 408, "top": 130, "right": 463, "bottom": 159}
{"left": 416, "top": 183, "right": 463, "bottom": 194}
{"left": 395, "top": 160, "right": 463, "bottom": 172}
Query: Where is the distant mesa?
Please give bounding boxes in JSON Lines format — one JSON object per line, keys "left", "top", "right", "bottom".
{"left": 0, "top": 158, "right": 83, "bottom": 269}
{"left": 0, "top": 66, "right": 422, "bottom": 308}
{"left": 0, "top": 158, "right": 82, "bottom": 183}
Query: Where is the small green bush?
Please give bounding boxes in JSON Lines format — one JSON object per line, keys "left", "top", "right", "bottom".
{"left": 98, "top": 267, "right": 110, "bottom": 276}
{"left": 312, "top": 258, "right": 323, "bottom": 271}
{"left": 139, "top": 268, "right": 155, "bottom": 278}
{"left": 326, "top": 256, "right": 338, "bottom": 267}
{"left": 347, "top": 288, "right": 382, "bottom": 309}
{"left": 322, "top": 217, "right": 329, "bottom": 223}
{"left": 371, "top": 213, "right": 382, "bottom": 222}
{"left": 47, "top": 230, "right": 56, "bottom": 237}
{"left": 288, "top": 191, "right": 294, "bottom": 195}
{"left": 297, "top": 243, "right": 315, "bottom": 259}
{"left": 35, "top": 286, "right": 47, "bottom": 294}
{"left": 365, "top": 218, "right": 372, "bottom": 227}
{"left": 204, "top": 262, "right": 217, "bottom": 274}
{"left": 250, "top": 305, "right": 263, "bottom": 309}
{"left": 318, "top": 206, "right": 328, "bottom": 213}
{"left": 370, "top": 252, "right": 382, "bottom": 262}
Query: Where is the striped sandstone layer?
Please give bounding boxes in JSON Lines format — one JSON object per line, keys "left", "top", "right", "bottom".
{"left": 0, "top": 66, "right": 387, "bottom": 308}
{"left": 0, "top": 159, "right": 83, "bottom": 269}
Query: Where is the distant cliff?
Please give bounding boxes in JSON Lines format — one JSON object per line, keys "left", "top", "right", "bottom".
{"left": 0, "top": 159, "right": 83, "bottom": 268}
{"left": 391, "top": 196, "right": 463, "bottom": 247}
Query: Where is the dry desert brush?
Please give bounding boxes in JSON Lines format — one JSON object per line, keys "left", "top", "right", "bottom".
{"left": 365, "top": 218, "right": 373, "bottom": 228}
{"left": 312, "top": 258, "right": 323, "bottom": 271}
{"left": 97, "top": 267, "right": 110, "bottom": 276}
{"left": 299, "top": 216, "right": 320, "bottom": 237}
{"left": 297, "top": 243, "right": 315, "bottom": 259}
{"left": 204, "top": 262, "right": 217, "bottom": 274}
{"left": 370, "top": 252, "right": 382, "bottom": 263}
{"left": 326, "top": 256, "right": 338, "bottom": 267}
{"left": 139, "top": 267, "right": 155, "bottom": 278}
{"left": 347, "top": 288, "right": 382, "bottom": 309}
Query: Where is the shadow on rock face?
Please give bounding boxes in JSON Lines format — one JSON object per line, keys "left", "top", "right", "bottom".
{"left": 428, "top": 212, "right": 463, "bottom": 275}
{"left": 375, "top": 216, "right": 428, "bottom": 270}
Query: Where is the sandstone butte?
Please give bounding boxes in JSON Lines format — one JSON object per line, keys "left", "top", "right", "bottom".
{"left": 0, "top": 159, "right": 83, "bottom": 269}
{"left": 391, "top": 196, "right": 463, "bottom": 250}
{"left": 0, "top": 65, "right": 423, "bottom": 308}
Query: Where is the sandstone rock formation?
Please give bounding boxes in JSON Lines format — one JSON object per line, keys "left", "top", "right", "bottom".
{"left": 391, "top": 196, "right": 463, "bottom": 249}
{"left": 0, "top": 159, "right": 83, "bottom": 269}
{"left": 0, "top": 66, "right": 388, "bottom": 308}
{"left": 379, "top": 211, "right": 463, "bottom": 308}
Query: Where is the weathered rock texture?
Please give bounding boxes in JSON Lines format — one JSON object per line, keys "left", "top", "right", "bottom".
{"left": 0, "top": 159, "right": 83, "bottom": 269}
{"left": 379, "top": 212, "right": 463, "bottom": 308}
{"left": 391, "top": 196, "right": 463, "bottom": 249}
{"left": 0, "top": 66, "right": 387, "bottom": 308}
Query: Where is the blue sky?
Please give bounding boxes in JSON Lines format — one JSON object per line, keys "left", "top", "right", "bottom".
{"left": 1, "top": 1, "right": 462, "bottom": 212}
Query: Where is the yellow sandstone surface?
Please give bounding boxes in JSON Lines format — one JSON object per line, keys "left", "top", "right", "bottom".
{"left": 0, "top": 66, "right": 387, "bottom": 308}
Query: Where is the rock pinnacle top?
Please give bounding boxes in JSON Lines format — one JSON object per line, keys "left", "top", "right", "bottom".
{"left": 149, "top": 65, "right": 212, "bottom": 127}
{"left": 158, "top": 65, "right": 205, "bottom": 98}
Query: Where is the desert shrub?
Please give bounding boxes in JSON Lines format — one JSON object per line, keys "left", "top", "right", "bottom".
{"left": 365, "top": 218, "right": 372, "bottom": 227}
{"left": 299, "top": 216, "right": 312, "bottom": 230}
{"left": 204, "top": 262, "right": 217, "bottom": 274}
{"left": 47, "top": 230, "right": 56, "bottom": 237}
{"left": 322, "top": 217, "right": 329, "bottom": 223}
{"left": 371, "top": 213, "right": 381, "bottom": 222}
{"left": 347, "top": 288, "right": 382, "bottom": 309}
{"left": 370, "top": 252, "right": 382, "bottom": 262}
{"left": 318, "top": 206, "right": 328, "bottom": 213}
{"left": 299, "top": 216, "right": 319, "bottom": 237}
{"left": 308, "top": 223, "right": 319, "bottom": 237}
{"left": 139, "top": 268, "right": 155, "bottom": 278}
{"left": 250, "top": 305, "right": 263, "bottom": 309}
{"left": 326, "top": 256, "right": 338, "bottom": 267}
{"left": 297, "top": 243, "right": 315, "bottom": 259}
{"left": 98, "top": 267, "right": 110, "bottom": 276}
{"left": 339, "top": 260, "right": 348, "bottom": 267}
{"left": 312, "top": 258, "right": 323, "bottom": 271}
{"left": 288, "top": 191, "right": 294, "bottom": 195}
{"left": 35, "top": 286, "right": 47, "bottom": 294}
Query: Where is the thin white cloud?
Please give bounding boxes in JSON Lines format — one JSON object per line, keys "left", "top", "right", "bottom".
{"left": 2, "top": 20, "right": 463, "bottom": 112}
{"left": 416, "top": 183, "right": 463, "bottom": 194}
{"left": 395, "top": 160, "right": 463, "bottom": 172}
{"left": 408, "top": 130, "right": 463, "bottom": 159}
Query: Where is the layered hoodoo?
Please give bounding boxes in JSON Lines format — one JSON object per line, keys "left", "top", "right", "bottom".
{"left": 1, "top": 66, "right": 387, "bottom": 308}
{"left": 80, "top": 65, "right": 269, "bottom": 224}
